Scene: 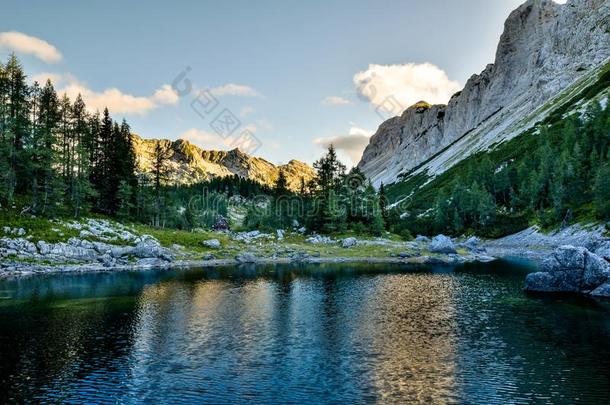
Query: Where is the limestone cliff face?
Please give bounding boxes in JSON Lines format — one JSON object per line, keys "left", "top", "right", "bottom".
{"left": 358, "top": 0, "right": 610, "bottom": 186}
{"left": 132, "top": 135, "right": 316, "bottom": 191}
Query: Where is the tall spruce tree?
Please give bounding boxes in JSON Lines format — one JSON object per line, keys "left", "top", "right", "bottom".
{"left": 5, "top": 54, "right": 30, "bottom": 197}
{"left": 32, "top": 80, "right": 61, "bottom": 215}
{"left": 151, "top": 142, "right": 172, "bottom": 226}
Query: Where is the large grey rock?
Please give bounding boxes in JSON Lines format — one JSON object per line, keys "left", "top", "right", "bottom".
{"left": 342, "top": 238, "right": 357, "bottom": 248}
{"left": 525, "top": 246, "right": 610, "bottom": 294}
{"left": 582, "top": 251, "right": 610, "bottom": 290}
{"left": 203, "top": 239, "right": 221, "bottom": 249}
{"left": 132, "top": 238, "right": 173, "bottom": 261}
{"left": 357, "top": 0, "right": 610, "bottom": 186}
{"left": 429, "top": 235, "right": 457, "bottom": 254}
{"left": 554, "top": 245, "right": 587, "bottom": 270}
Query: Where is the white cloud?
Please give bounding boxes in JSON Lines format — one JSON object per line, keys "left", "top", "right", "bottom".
{"left": 0, "top": 32, "right": 62, "bottom": 63}
{"left": 314, "top": 126, "right": 374, "bottom": 166}
{"left": 209, "top": 83, "right": 260, "bottom": 97}
{"left": 322, "top": 96, "right": 352, "bottom": 106}
{"left": 353, "top": 63, "right": 461, "bottom": 111}
{"left": 31, "top": 72, "right": 179, "bottom": 115}
{"left": 153, "top": 84, "right": 179, "bottom": 105}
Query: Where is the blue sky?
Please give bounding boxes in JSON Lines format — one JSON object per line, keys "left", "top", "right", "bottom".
{"left": 0, "top": 0, "right": 527, "bottom": 166}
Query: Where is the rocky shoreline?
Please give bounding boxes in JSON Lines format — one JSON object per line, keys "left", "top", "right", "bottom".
{"left": 0, "top": 220, "right": 497, "bottom": 279}
{"left": 3, "top": 220, "right": 610, "bottom": 299}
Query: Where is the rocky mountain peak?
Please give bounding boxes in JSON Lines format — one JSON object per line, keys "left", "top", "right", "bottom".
{"left": 358, "top": 0, "right": 610, "bottom": 186}
{"left": 132, "top": 134, "right": 316, "bottom": 191}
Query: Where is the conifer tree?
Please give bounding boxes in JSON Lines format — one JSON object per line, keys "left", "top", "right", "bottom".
{"left": 5, "top": 54, "right": 30, "bottom": 196}
{"left": 32, "top": 80, "right": 60, "bottom": 215}
{"left": 151, "top": 142, "right": 172, "bottom": 226}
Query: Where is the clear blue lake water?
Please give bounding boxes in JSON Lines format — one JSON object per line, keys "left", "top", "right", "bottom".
{"left": 1, "top": 260, "right": 610, "bottom": 403}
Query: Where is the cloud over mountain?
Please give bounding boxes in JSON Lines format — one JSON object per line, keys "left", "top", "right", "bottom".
{"left": 353, "top": 63, "right": 461, "bottom": 110}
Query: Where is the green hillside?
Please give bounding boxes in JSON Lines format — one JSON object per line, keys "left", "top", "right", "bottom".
{"left": 385, "top": 62, "right": 610, "bottom": 238}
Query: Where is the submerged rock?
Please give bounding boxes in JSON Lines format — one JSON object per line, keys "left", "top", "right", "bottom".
{"left": 525, "top": 270, "right": 582, "bottom": 293}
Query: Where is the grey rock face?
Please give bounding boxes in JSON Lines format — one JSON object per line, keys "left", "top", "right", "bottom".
{"left": 429, "top": 235, "right": 457, "bottom": 254}
{"left": 358, "top": 0, "right": 610, "bottom": 186}
{"left": 132, "top": 135, "right": 316, "bottom": 191}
